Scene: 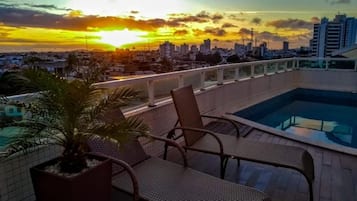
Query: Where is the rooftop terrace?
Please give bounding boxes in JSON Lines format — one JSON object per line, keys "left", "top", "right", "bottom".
{"left": 1, "top": 57, "right": 357, "bottom": 201}
{"left": 162, "top": 120, "right": 357, "bottom": 201}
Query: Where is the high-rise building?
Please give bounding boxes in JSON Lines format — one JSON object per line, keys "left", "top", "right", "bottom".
{"left": 283, "top": 41, "right": 289, "bottom": 51}
{"left": 234, "top": 43, "right": 246, "bottom": 57}
{"left": 180, "top": 43, "right": 189, "bottom": 55}
{"left": 200, "top": 39, "right": 211, "bottom": 54}
{"left": 159, "top": 41, "right": 175, "bottom": 59}
{"left": 191, "top": 45, "right": 198, "bottom": 53}
{"left": 310, "top": 14, "right": 357, "bottom": 57}
{"left": 204, "top": 39, "right": 211, "bottom": 51}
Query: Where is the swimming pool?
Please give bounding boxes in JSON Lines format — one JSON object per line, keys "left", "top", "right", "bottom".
{"left": 235, "top": 88, "right": 357, "bottom": 149}
{"left": 0, "top": 127, "right": 21, "bottom": 150}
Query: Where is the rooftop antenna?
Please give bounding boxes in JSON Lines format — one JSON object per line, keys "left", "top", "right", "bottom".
{"left": 255, "top": 37, "right": 258, "bottom": 47}
{"left": 250, "top": 28, "right": 254, "bottom": 43}
{"left": 85, "top": 35, "right": 88, "bottom": 50}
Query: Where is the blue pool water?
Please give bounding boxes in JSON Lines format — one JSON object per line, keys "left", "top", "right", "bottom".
{"left": 0, "top": 127, "right": 20, "bottom": 150}
{"left": 235, "top": 88, "right": 357, "bottom": 149}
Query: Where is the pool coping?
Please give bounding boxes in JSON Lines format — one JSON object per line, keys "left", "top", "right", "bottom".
{"left": 225, "top": 114, "right": 357, "bottom": 157}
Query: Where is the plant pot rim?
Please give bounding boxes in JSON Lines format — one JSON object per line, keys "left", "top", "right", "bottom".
{"left": 30, "top": 153, "right": 111, "bottom": 180}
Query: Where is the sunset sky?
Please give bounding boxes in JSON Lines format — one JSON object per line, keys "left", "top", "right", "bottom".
{"left": 0, "top": 0, "right": 356, "bottom": 52}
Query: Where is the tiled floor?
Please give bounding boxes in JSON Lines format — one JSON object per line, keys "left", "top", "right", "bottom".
{"left": 112, "top": 123, "right": 357, "bottom": 201}
{"left": 164, "top": 127, "right": 357, "bottom": 201}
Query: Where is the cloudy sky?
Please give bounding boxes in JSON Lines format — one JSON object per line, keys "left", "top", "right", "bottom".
{"left": 0, "top": 0, "right": 356, "bottom": 52}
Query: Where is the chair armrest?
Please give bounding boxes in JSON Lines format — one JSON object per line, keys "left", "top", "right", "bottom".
{"left": 88, "top": 152, "right": 140, "bottom": 201}
{"left": 144, "top": 134, "right": 188, "bottom": 167}
{"left": 201, "top": 114, "right": 240, "bottom": 137}
{"left": 170, "top": 127, "right": 225, "bottom": 157}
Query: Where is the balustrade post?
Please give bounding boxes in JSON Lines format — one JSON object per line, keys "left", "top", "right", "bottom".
{"left": 200, "top": 71, "right": 205, "bottom": 90}
{"left": 354, "top": 60, "right": 357, "bottom": 71}
{"left": 178, "top": 75, "right": 184, "bottom": 88}
{"left": 234, "top": 66, "right": 240, "bottom": 81}
{"left": 325, "top": 59, "right": 329, "bottom": 70}
{"left": 264, "top": 64, "right": 268, "bottom": 75}
{"left": 147, "top": 80, "right": 155, "bottom": 107}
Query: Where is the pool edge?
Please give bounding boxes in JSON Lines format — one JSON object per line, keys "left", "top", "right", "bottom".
{"left": 225, "top": 114, "right": 357, "bottom": 157}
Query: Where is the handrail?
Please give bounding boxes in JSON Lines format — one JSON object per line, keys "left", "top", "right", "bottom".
{"left": 4, "top": 58, "right": 357, "bottom": 108}
{"left": 93, "top": 58, "right": 295, "bottom": 88}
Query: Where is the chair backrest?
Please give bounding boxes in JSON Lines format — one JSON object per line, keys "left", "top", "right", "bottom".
{"left": 171, "top": 85, "right": 205, "bottom": 146}
{"left": 87, "top": 108, "right": 149, "bottom": 168}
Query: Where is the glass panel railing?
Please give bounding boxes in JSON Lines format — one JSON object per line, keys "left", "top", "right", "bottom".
{"left": 327, "top": 60, "right": 355, "bottom": 70}
{"left": 204, "top": 70, "right": 217, "bottom": 87}
{"left": 298, "top": 59, "right": 326, "bottom": 69}
{"left": 287, "top": 60, "right": 294, "bottom": 69}
{"left": 267, "top": 63, "right": 277, "bottom": 73}
{"left": 153, "top": 77, "right": 178, "bottom": 101}
{"left": 254, "top": 64, "right": 264, "bottom": 76}
{"left": 239, "top": 65, "right": 250, "bottom": 79}
{"left": 277, "top": 62, "right": 286, "bottom": 71}
{"left": 183, "top": 73, "right": 201, "bottom": 90}
{"left": 223, "top": 68, "right": 235, "bottom": 81}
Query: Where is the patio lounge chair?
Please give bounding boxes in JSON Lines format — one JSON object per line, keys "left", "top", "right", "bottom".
{"left": 88, "top": 109, "right": 271, "bottom": 201}
{"left": 166, "top": 85, "right": 315, "bottom": 201}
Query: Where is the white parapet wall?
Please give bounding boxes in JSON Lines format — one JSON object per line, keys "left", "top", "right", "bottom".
{"left": 296, "top": 70, "right": 357, "bottom": 92}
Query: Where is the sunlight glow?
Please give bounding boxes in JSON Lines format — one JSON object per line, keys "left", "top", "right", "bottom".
{"left": 97, "top": 29, "right": 147, "bottom": 47}
{"left": 66, "top": 0, "right": 189, "bottom": 18}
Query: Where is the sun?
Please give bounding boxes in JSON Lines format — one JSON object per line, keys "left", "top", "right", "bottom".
{"left": 97, "top": 29, "right": 147, "bottom": 47}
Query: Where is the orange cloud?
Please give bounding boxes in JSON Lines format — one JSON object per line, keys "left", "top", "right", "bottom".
{"left": 174, "top": 29, "right": 188, "bottom": 36}
{"left": 266, "top": 19, "right": 313, "bottom": 30}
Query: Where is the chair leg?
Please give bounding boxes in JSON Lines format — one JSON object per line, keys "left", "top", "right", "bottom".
{"left": 220, "top": 157, "right": 229, "bottom": 179}
{"left": 163, "top": 143, "right": 168, "bottom": 160}
{"left": 236, "top": 158, "right": 240, "bottom": 167}
{"left": 308, "top": 179, "right": 314, "bottom": 201}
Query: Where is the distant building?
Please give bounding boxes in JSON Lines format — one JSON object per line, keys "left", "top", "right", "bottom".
{"left": 260, "top": 42, "right": 268, "bottom": 57}
{"left": 180, "top": 43, "right": 189, "bottom": 55}
{"left": 246, "top": 42, "right": 253, "bottom": 51}
{"left": 283, "top": 41, "right": 289, "bottom": 51}
{"left": 200, "top": 39, "right": 211, "bottom": 54}
{"left": 310, "top": 14, "right": 357, "bottom": 57}
{"left": 191, "top": 45, "right": 198, "bottom": 53}
{"left": 159, "top": 41, "right": 175, "bottom": 59}
{"left": 234, "top": 43, "right": 246, "bottom": 57}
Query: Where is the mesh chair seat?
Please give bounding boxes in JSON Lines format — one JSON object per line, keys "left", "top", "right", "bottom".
{"left": 113, "top": 157, "right": 270, "bottom": 201}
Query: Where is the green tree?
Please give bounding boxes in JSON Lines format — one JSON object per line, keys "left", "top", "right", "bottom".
{"left": 65, "top": 53, "right": 79, "bottom": 76}
{"left": 227, "top": 55, "right": 240, "bottom": 63}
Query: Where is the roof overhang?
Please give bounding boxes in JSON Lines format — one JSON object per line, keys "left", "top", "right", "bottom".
{"left": 332, "top": 44, "right": 357, "bottom": 58}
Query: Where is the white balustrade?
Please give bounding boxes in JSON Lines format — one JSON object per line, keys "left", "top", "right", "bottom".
{"left": 7, "top": 58, "right": 357, "bottom": 107}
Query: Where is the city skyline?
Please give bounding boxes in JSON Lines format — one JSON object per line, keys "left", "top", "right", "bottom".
{"left": 0, "top": 0, "right": 357, "bottom": 52}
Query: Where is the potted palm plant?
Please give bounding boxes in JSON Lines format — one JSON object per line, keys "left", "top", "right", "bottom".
{"left": 1, "top": 69, "right": 148, "bottom": 201}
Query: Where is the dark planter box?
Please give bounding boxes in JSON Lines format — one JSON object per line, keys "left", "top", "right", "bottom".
{"left": 30, "top": 153, "right": 112, "bottom": 201}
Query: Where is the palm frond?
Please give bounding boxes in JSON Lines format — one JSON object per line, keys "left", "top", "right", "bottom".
{"left": 4, "top": 124, "right": 59, "bottom": 156}
{"left": 1, "top": 69, "right": 149, "bottom": 173}
{"left": 89, "top": 87, "right": 138, "bottom": 121}
{"left": 87, "top": 116, "right": 148, "bottom": 145}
